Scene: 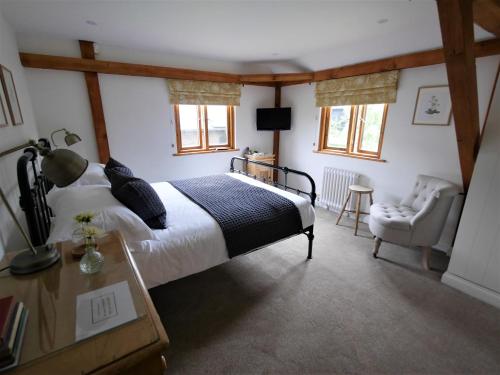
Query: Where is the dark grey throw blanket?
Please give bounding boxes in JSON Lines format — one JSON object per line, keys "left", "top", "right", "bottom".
{"left": 170, "top": 174, "right": 303, "bottom": 258}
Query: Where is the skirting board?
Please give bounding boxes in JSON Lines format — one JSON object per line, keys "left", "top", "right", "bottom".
{"left": 442, "top": 272, "right": 500, "bottom": 309}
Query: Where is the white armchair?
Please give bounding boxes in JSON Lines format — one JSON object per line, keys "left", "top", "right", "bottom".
{"left": 369, "top": 175, "right": 459, "bottom": 270}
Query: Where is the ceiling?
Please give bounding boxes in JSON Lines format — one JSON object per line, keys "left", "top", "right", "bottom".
{"left": 0, "top": 0, "right": 493, "bottom": 72}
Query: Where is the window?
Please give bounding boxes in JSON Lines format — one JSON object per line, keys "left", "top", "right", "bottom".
{"left": 318, "top": 104, "right": 388, "bottom": 160}
{"left": 174, "top": 104, "right": 235, "bottom": 155}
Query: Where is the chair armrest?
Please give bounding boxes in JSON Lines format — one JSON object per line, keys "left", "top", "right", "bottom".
{"left": 410, "top": 192, "right": 440, "bottom": 226}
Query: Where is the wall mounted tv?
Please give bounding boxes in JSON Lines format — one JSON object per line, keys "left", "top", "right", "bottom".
{"left": 256, "top": 107, "right": 291, "bottom": 131}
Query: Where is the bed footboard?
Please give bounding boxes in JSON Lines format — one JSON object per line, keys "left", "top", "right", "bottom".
{"left": 230, "top": 156, "right": 316, "bottom": 259}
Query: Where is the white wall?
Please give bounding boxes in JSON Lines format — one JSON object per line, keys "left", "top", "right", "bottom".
{"left": 0, "top": 9, "right": 38, "bottom": 254}
{"left": 280, "top": 56, "right": 499, "bottom": 207}
{"left": 99, "top": 76, "right": 274, "bottom": 181}
{"left": 442, "top": 68, "right": 500, "bottom": 309}
{"left": 21, "top": 39, "right": 275, "bottom": 181}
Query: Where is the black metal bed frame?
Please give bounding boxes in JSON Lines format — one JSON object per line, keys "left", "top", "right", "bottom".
{"left": 16, "top": 148, "right": 316, "bottom": 260}
{"left": 230, "top": 156, "right": 316, "bottom": 259}
{"left": 17, "top": 138, "right": 53, "bottom": 247}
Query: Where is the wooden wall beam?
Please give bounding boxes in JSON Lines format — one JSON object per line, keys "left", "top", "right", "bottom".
{"left": 19, "top": 38, "right": 500, "bottom": 87}
{"left": 313, "top": 38, "right": 500, "bottom": 81}
{"left": 273, "top": 85, "right": 281, "bottom": 182}
{"left": 473, "top": 0, "right": 500, "bottom": 37}
{"left": 437, "top": 0, "right": 481, "bottom": 192}
{"left": 79, "top": 40, "right": 110, "bottom": 163}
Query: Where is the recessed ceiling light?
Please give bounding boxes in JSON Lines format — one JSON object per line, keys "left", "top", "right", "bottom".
{"left": 377, "top": 18, "right": 389, "bottom": 24}
{"left": 85, "top": 20, "right": 97, "bottom": 26}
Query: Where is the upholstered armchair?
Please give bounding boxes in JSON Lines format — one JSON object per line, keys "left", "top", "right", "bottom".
{"left": 369, "top": 175, "right": 459, "bottom": 270}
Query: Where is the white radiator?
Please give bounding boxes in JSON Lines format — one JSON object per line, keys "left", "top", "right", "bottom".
{"left": 318, "top": 167, "right": 360, "bottom": 212}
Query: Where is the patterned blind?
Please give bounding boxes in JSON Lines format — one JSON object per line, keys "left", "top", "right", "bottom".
{"left": 168, "top": 79, "right": 241, "bottom": 106}
{"left": 315, "top": 70, "right": 399, "bottom": 107}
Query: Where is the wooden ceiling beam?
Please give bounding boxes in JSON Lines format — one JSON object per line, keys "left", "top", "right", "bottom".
{"left": 473, "top": 0, "right": 500, "bottom": 37}
{"left": 19, "top": 38, "right": 500, "bottom": 86}
{"left": 240, "top": 72, "right": 314, "bottom": 84}
{"left": 437, "top": 0, "right": 481, "bottom": 192}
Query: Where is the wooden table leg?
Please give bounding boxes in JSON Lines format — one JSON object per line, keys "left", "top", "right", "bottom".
{"left": 336, "top": 191, "right": 351, "bottom": 225}
{"left": 354, "top": 192, "right": 362, "bottom": 236}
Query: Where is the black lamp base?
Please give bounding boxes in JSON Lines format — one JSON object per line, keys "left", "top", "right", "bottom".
{"left": 9, "top": 245, "right": 60, "bottom": 275}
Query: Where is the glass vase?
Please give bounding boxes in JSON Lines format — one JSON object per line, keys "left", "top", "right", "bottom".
{"left": 80, "top": 237, "right": 104, "bottom": 274}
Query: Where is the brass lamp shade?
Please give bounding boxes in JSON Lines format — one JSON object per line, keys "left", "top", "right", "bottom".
{"left": 64, "top": 132, "right": 82, "bottom": 146}
{"left": 41, "top": 149, "right": 89, "bottom": 187}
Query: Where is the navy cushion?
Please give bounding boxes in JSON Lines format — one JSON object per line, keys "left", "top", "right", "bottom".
{"left": 107, "top": 169, "right": 166, "bottom": 229}
{"left": 105, "top": 158, "right": 134, "bottom": 179}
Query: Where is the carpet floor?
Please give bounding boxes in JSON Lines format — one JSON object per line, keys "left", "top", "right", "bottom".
{"left": 149, "top": 208, "right": 500, "bottom": 374}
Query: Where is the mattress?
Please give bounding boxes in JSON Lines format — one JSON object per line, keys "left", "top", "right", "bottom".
{"left": 131, "top": 173, "right": 315, "bottom": 288}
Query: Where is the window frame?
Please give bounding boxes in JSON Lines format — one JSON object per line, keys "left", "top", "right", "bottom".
{"left": 174, "top": 104, "right": 236, "bottom": 155}
{"left": 318, "top": 104, "right": 388, "bottom": 161}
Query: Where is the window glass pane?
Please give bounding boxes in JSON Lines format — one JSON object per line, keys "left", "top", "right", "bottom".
{"left": 359, "top": 104, "right": 385, "bottom": 152}
{"left": 206, "top": 105, "right": 228, "bottom": 146}
{"left": 178, "top": 105, "right": 200, "bottom": 148}
{"left": 327, "top": 106, "right": 351, "bottom": 149}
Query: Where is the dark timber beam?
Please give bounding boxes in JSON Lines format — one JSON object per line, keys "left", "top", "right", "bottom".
{"left": 437, "top": 0, "right": 481, "bottom": 192}
{"left": 79, "top": 40, "right": 110, "bottom": 163}
{"left": 473, "top": 0, "right": 500, "bottom": 37}
{"left": 273, "top": 85, "right": 281, "bottom": 182}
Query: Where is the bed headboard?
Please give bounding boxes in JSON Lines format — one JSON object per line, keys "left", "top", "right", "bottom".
{"left": 230, "top": 156, "right": 316, "bottom": 207}
{"left": 17, "top": 138, "right": 54, "bottom": 246}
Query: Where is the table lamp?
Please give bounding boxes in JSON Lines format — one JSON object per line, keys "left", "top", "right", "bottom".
{"left": 0, "top": 138, "right": 88, "bottom": 274}
{"left": 50, "top": 128, "right": 82, "bottom": 147}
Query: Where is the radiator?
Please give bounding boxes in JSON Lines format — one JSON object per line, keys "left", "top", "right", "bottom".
{"left": 318, "top": 167, "right": 360, "bottom": 212}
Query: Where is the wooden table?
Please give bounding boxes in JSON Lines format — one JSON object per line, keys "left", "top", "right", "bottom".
{"left": 0, "top": 231, "right": 169, "bottom": 374}
{"left": 336, "top": 184, "right": 374, "bottom": 236}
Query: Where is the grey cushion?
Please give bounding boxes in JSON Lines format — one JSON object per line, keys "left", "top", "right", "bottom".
{"left": 107, "top": 169, "right": 166, "bottom": 229}
{"left": 105, "top": 158, "right": 133, "bottom": 179}
{"left": 370, "top": 203, "right": 416, "bottom": 231}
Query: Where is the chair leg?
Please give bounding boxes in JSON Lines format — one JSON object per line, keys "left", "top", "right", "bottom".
{"left": 421, "top": 246, "right": 431, "bottom": 270}
{"left": 336, "top": 191, "right": 351, "bottom": 225}
{"left": 373, "top": 237, "right": 382, "bottom": 258}
{"left": 354, "top": 193, "right": 362, "bottom": 236}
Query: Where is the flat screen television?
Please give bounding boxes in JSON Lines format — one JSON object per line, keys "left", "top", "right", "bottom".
{"left": 256, "top": 107, "right": 291, "bottom": 131}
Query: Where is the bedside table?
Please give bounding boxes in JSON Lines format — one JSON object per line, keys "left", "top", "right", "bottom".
{"left": 245, "top": 154, "right": 275, "bottom": 182}
{"left": 0, "top": 231, "right": 169, "bottom": 374}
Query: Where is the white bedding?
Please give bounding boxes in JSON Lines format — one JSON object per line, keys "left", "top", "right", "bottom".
{"left": 132, "top": 173, "right": 315, "bottom": 288}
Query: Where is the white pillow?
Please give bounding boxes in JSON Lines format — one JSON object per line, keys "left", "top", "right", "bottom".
{"left": 67, "top": 162, "right": 110, "bottom": 187}
{"left": 46, "top": 185, "right": 159, "bottom": 245}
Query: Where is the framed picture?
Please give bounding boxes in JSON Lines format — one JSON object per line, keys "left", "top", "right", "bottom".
{"left": 0, "top": 65, "right": 23, "bottom": 126}
{"left": 412, "top": 85, "right": 452, "bottom": 126}
{"left": 0, "top": 87, "right": 7, "bottom": 128}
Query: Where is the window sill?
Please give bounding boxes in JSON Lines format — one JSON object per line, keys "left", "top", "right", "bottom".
{"left": 314, "top": 149, "right": 387, "bottom": 162}
{"left": 173, "top": 148, "right": 240, "bottom": 156}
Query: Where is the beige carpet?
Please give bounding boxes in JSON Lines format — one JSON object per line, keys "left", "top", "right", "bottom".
{"left": 149, "top": 208, "right": 500, "bottom": 374}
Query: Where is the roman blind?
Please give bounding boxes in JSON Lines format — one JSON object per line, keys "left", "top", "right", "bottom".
{"left": 315, "top": 70, "right": 399, "bottom": 107}
{"left": 168, "top": 79, "right": 241, "bottom": 106}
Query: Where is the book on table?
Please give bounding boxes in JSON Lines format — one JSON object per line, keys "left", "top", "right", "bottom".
{"left": 0, "top": 296, "right": 29, "bottom": 371}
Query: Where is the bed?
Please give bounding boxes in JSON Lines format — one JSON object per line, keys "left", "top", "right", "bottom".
{"left": 17, "top": 143, "right": 316, "bottom": 289}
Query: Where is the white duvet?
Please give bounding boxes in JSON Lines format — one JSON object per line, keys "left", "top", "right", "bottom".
{"left": 132, "top": 173, "right": 315, "bottom": 288}
{"left": 46, "top": 172, "right": 315, "bottom": 289}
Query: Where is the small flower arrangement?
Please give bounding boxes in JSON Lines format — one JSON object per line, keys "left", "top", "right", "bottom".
{"left": 81, "top": 225, "right": 103, "bottom": 239}
{"left": 74, "top": 211, "right": 95, "bottom": 224}
{"left": 72, "top": 211, "right": 100, "bottom": 247}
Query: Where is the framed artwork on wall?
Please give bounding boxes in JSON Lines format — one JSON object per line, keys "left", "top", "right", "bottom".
{"left": 0, "top": 87, "right": 7, "bottom": 128}
{"left": 412, "top": 85, "right": 452, "bottom": 126}
{"left": 0, "top": 65, "right": 23, "bottom": 126}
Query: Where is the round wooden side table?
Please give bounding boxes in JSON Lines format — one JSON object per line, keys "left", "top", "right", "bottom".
{"left": 336, "top": 184, "right": 374, "bottom": 236}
